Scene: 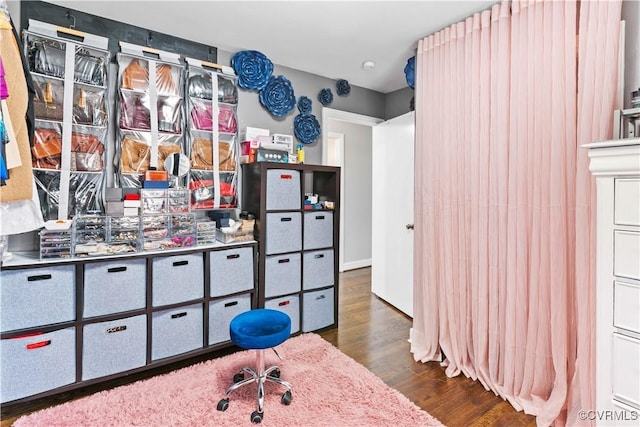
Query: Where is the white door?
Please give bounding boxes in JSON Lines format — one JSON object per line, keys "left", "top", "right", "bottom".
{"left": 371, "top": 112, "right": 415, "bottom": 317}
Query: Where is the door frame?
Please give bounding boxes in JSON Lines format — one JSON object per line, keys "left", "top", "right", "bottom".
{"left": 321, "top": 107, "right": 383, "bottom": 272}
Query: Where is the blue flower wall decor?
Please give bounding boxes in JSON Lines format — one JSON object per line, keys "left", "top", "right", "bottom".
{"left": 231, "top": 50, "right": 274, "bottom": 90}
{"left": 259, "top": 75, "right": 296, "bottom": 117}
{"left": 404, "top": 56, "right": 415, "bottom": 89}
{"left": 336, "top": 79, "right": 351, "bottom": 96}
{"left": 318, "top": 88, "right": 333, "bottom": 106}
{"left": 297, "top": 96, "right": 312, "bottom": 114}
{"left": 294, "top": 113, "right": 321, "bottom": 144}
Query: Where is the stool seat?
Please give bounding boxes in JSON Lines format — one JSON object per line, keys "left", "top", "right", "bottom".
{"left": 230, "top": 308, "right": 291, "bottom": 350}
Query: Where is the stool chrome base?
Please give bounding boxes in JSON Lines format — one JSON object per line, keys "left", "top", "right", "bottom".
{"left": 217, "top": 348, "right": 293, "bottom": 424}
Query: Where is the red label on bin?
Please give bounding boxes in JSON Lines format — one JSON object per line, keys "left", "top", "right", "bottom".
{"left": 26, "top": 340, "right": 51, "bottom": 350}
{"left": 280, "top": 174, "right": 292, "bottom": 180}
{"left": 279, "top": 301, "right": 291, "bottom": 306}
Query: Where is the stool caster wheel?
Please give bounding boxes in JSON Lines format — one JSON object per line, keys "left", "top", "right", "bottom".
{"left": 281, "top": 390, "right": 292, "bottom": 405}
{"left": 216, "top": 399, "right": 229, "bottom": 412}
{"left": 233, "top": 372, "right": 244, "bottom": 383}
{"left": 250, "top": 410, "right": 263, "bottom": 423}
{"left": 270, "top": 369, "right": 280, "bottom": 379}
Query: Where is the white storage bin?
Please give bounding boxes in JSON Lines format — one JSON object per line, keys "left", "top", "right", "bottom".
{"left": 303, "top": 249, "right": 334, "bottom": 291}
{"left": 265, "top": 295, "right": 300, "bottom": 334}
{"left": 264, "top": 253, "right": 301, "bottom": 298}
{"left": 0, "top": 327, "right": 75, "bottom": 403}
{"left": 302, "top": 287, "right": 335, "bottom": 332}
{"left": 208, "top": 294, "right": 251, "bottom": 345}
{"left": 152, "top": 253, "right": 204, "bottom": 306}
{"left": 210, "top": 246, "right": 254, "bottom": 297}
{"left": 265, "top": 212, "right": 301, "bottom": 255}
{"left": 151, "top": 303, "right": 203, "bottom": 360}
{"left": 83, "top": 259, "right": 147, "bottom": 317}
{"left": 82, "top": 314, "right": 147, "bottom": 380}
{"left": 303, "top": 211, "right": 333, "bottom": 250}
{"left": 1, "top": 265, "right": 76, "bottom": 332}
{"left": 266, "top": 169, "right": 301, "bottom": 210}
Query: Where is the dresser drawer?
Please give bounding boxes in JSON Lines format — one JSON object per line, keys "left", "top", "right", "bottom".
{"left": 615, "top": 178, "right": 640, "bottom": 226}
{"left": 0, "top": 327, "right": 75, "bottom": 403}
{"left": 614, "top": 231, "right": 640, "bottom": 281}
{"left": 303, "top": 249, "right": 334, "bottom": 291}
{"left": 265, "top": 253, "right": 301, "bottom": 298}
{"left": 83, "top": 259, "right": 147, "bottom": 318}
{"left": 614, "top": 281, "right": 640, "bottom": 334}
{"left": 302, "top": 287, "right": 335, "bottom": 332}
{"left": 266, "top": 169, "right": 301, "bottom": 210}
{"left": 82, "top": 314, "right": 147, "bottom": 381}
{"left": 265, "top": 294, "right": 300, "bottom": 334}
{"left": 303, "top": 212, "right": 333, "bottom": 250}
{"left": 208, "top": 294, "right": 251, "bottom": 346}
{"left": 265, "top": 212, "right": 302, "bottom": 255}
{"left": 151, "top": 303, "right": 203, "bottom": 361}
{"left": 152, "top": 253, "right": 204, "bottom": 307}
{"left": 0, "top": 265, "right": 76, "bottom": 332}
{"left": 612, "top": 333, "right": 640, "bottom": 409}
{"left": 210, "top": 247, "right": 254, "bottom": 297}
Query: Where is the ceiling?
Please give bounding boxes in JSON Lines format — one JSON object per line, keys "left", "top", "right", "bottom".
{"left": 46, "top": 0, "right": 496, "bottom": 94}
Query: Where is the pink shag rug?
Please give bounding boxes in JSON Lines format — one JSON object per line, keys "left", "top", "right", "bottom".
{"left": 14, "top": 333, "right": 443, "bottom": 427}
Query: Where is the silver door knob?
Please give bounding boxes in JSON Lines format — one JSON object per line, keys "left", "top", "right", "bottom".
{"left": 406, "top": 224, "right": 414, "bottom": 230}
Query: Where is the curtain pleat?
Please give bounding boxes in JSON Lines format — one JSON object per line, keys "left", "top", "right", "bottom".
{"left": 411, "top": 0, "right": 622, "bottom": 425}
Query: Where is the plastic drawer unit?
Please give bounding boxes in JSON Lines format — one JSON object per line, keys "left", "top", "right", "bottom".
{"left": 265, "top": 294, "right": 300, "bottom": 334}
{"left": 151, "top": 253, "right": 204, "bottom": 307}
{"left": 265, "top": 212, "right": 302, "bottom": 255}
{"left": 151, "top": 303, "right": 203, "bottom": 360}
{"left": 303, "top": 211, "right": 333, "bottom": 250}
{"left": 265, "top": 169, "right": 301, "bottom": 210}
{"left": 209, "top": 246, "right": 254, "bottom": 297}
{"left": 302, "top": 287, "right": 335, "bottom": 332}
{"left": 0, "top": 265, "right": 76, "bottom": 332}
{"left": 302, "top": 249, "right": 334, "bottom": 291}
{"left": 83, "top": 259, "right": 146, "bottom": 318}
{"left": 0, "top": 327, "right": 76, "bottom": 403}
{"left": 264, "top": 253, "right": 301, "bottom": 298}
{"left": 82, "top": 314, "right": 147, "bottom": 380}
{"left": 208, "top": 293, "right": 251, "bottom": 346}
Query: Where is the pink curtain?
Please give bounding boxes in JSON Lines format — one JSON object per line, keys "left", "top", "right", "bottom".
{"left": 411, "top": 1, "right": 622, "bottom": 425}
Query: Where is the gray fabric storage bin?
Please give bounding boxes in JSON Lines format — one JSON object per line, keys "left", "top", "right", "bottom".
{"left": 303, "top": 211, "right": 333, "bottom": 250}
{"left": 302, "top": 287, "right": 335, "bottom": 332}
{"left": 82, "top": 314, "right": 146, "bottom": 380}
{"left": 265, "top": 253, "right": 301, "bottom": 298}
{"left": 266, "top": 169, "right": 301, "bottom": 210}
{"left": 1, "top": 265, "right": 75, "bottom": 332}
{"left": 83, "top": 259, "right": 146, "bottom": 318}
{"left": 208, "top": 294, "right": 251, "bottom": 345}
{"left": 151, "top": 303, "right": 203, "bottom": 361}
{"left": 152, "top": 253, "right": 204, "bottom": 307}
{"left": 210, "top": 246, "right": 254, "bottom": 297}
{"left": 265, "top": 295, "right": 300, "bottom": 334}
{"left": 303, "top": 249, "right": 335, "bottom": 291}
{"left": 0, "top": 327, "right": 75, "bottom": 403}
{"left": 265, "top": 212, "right": 301, "bottom": 255}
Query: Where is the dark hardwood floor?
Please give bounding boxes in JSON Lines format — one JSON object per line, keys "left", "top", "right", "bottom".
{"left": 1, "top": 267, "right": 537, "bottom": 426}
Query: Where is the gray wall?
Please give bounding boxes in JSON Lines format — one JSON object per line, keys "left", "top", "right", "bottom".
{"left": 327, "top": 120, "right": 373, "bottom": 268}
{"left": 622, "top": 0, "right": 639, "bottom": 108}
{"left": 385, "top": 87, "right": 414, "bottom": 120}
{"left": 217, "top": 50, "right": 385, "bottom": 165}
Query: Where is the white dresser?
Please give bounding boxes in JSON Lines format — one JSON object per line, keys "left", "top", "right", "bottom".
{"left": 587, "top": 136, "right": 640, "bottom": 426}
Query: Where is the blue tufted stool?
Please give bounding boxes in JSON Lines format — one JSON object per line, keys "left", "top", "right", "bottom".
{"left": 216, "top": 309, "right": 293, "bottom": 424}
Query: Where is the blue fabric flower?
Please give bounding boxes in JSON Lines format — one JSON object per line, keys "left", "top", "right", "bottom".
{"left": 259, "top": 75, "right": 296, "bottom": 117}
{"left": 318, "top": 88, "right": 333, "bottom": 106}
{"left": 404, "top": 56, "right": 415, "bottom": 89}
{"left": 294, "top": 113, "right": 321, "bottom": 144}
{"left": 336, "top": 79, "right": 351, "bottom": 96}
{"left": 231, "top": 50, "right": 274, "bottom": 90}
{"left": 297, "top": 96, "right": 312, "bottom": 114}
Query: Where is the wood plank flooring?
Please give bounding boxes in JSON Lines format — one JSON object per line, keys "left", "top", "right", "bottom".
{"left": 1, "top": 267, "right": 537, "bottom": 426}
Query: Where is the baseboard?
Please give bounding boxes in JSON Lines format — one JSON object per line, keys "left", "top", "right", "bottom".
{"left": 342, "top": 258, "right": 372, "bottom": 271}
